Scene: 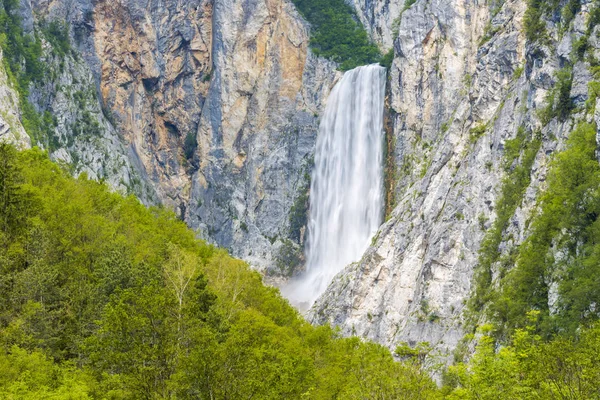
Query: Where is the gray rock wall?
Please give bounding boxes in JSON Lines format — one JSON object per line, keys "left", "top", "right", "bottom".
{"left": 311, "top": 0, "right": 597, "bottom": 357}
{"left": 186, "top": 0, "right": 339, "bottom": 272}
{"left": 0, "top": 50, "right": 29, "bottom": 148}
{"left": 10, "top": 0, "right": 338, "bottom": 274}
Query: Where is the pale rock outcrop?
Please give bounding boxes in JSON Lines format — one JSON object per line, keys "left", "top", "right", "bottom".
{"left": 349, "top": 0, "right": 403, "bottom": 49}
{"left": 311, "top": 0, "right": 594, "bottom": 357}
{"left": 19, "top": 0, "right": 338, "bottom": 273}
{"left": 187, "top": 0, "right": 338, "bottom": 272}
{"left": 33, "top": 45, "right": 144, "bottom": 197}
{"left": 0, "top": 50, "right": 29, "bottom": 148}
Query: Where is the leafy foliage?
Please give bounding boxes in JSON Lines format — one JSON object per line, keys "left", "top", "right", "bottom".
{"left": 523, "top": 0, "right": 549, "bottom": 42}
{"left": 0, "top": 0, "right": 44, "bottom": 87}
{"left": 522, "top": 0, "right": 585, "bottom": 43}
{"left": 41, "top": 20, "right": 71, "bottom": 57}
{"left": 539, "top": 66, "right": 574, "bottom": 124}
{"left": 0, "top": 144, "right": 439, "bottom": 398}
{"left": 290, "top": 0, "right": 382, "bottom": 70}
{"left": 0, "top": 346, "right": 95, "bottom": 398}
{"left": 492, "top": 123, "right": 600, "bottom": 334}
{"left": 379, "top": 48, "right": 394, "bottom": 69}
{"left": 289, "top": 171, "right": 310, "bottom": 244}
{"left": 470, "top": 127, "right": 541, "bottom": 314}
{"left": 183, "top": 131, "right": 197, "bottom": 160}
{"left": 471, "top": 123, "right": 600, "bottom": 339}
{"left": 445, "top": 313, "right": 600, "bottom": 399}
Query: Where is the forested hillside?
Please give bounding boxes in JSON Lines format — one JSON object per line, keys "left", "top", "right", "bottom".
{"left": 0, "top": 144, "right": 440, "bottom": 399}
{"left": 3, "top": 142, "right": 600, "bottom": 398}
{"left": 4, "top": 141, "right": 600, "bottom": 399}
{"left": 471, "top": 122, "right": 600, "bottom": 338}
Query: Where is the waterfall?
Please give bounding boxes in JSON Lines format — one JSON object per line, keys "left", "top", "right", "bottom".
{"left": 283, "top": 64, "right": 387, "bottom": 310}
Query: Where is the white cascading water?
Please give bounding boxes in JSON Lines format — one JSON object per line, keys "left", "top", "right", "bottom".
{"left": 282, "top": 64, "right": 387, "bottom": 310}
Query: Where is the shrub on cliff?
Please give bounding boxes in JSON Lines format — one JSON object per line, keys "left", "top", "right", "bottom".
{"left": 291, "top": 0, "right": 382, "bottom": 70}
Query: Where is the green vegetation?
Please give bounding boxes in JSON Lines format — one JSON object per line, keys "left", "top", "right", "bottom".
{"left": 0, "top": 0, "right": 43, "bottom": 87}
{"left": 539, "top": 66, "right": 574, "bottom": 124}
{"left": 290, "top": 0, "right": 382, "bottom": 70}
{"left": 3, "top": 117, "right": 600, "bottom": 400}
{"left": 561, "top": 0, "right": 581, "bottom": 29}
{"left": 41, "top": 20, "right": 71, "bottom": 57}
{"left": 379, "top": 48, "right": 394, "bottom": 69}
{"left": 70, "top": 110, "right": 101, "bottom": 139}
{"left": 468, "top": 124, "right": 487, "bottom": 144}
{"left": 570, "top": 0, "right": 600, "bottom": 60}
{"left": 479, "top": 23, "right": 501, "bottom": 46}
{"left": 586, "top": 79, "right": 600, "bottom": 113}
{"left": 275, "top": 239, "right": 303, "bottom": 277}
{"left": 512, "top": 65, "right": 524, "bottom": 80}
{"left": 523, "top": 0, "right": 548, "bottom": 42}
{"left": 183, "top": 131, "right": 197, "bottom": 160}
{"left": 0, "top": 346, "right": 95, "bottom": 398}
{"left": 441, "top": 122, "right": 450, "bottom": 133}
{"left": 471, "top": 127, "right": 541, "bottom": 315}
{"left": 0, "top": 0, "right": 48, "bottom": 144}
{"left": 0, "top": 0, "right": 80, "bottom": 149}
{"left": 522, "top": 0, "right": 586, "bottom": 43}
{"left": 2, "top": 0, "right": 600, "bottom": 396}
{"left": 289, "top": 171, "right": 310, "bottom": 244}
{"left": 0, "top": 143, "right": 440, "bottom": 398}
{"left": 470, "top": 120, "right": 600, "bottom": 342}
{"left": 445, "top": 314, "right": 600, "bottom": 399}
{"left": 383, "top": 107, "right": 398, "bottom": 218}
{"left": 404, "top": 0, "right": 417, "bottom": 9}
{"left": 486, "top": 122, "right": 600, "bottom": 336}
{"left": 5, "top": 141, "right": 600, "bottom": 398}
{"left": 390, "top": 0, "right": 418, "bottom": 39}
{"left": 0, "top": 0, "right": 76, "bottom": 148}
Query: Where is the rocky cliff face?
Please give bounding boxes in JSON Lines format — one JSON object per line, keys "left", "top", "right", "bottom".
{"left": 185, "top": 0, "right": 338, "bottom": 272}
{"left": 13, "top": 0, "right": 338, "bottom": 273}
{"left": 349, "top": 0, "right": 403, "bottom": 49}
{"left": 15, "top": 0, "right": 151, "bottom": 198}
{"left": 311, "top": 0, "right": 598, "bottom": 357}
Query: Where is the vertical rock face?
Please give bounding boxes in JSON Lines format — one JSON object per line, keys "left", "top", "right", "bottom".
{"left": 36, "top": 47, "right": 144, "bottom": 197}
{"left": 90, "top": 0, "right": 214, "bottom": 212}
{"left": 186, "top": 0, "right": 338, "bottom": 271}
{"left": 23, "top": 0, "right": 152, "bottom": 199}
{"left": 311, "top": 0, "right": 595, "bottom": 356}
{"left": 348, "top": 0, "right": 403, "bottom": 49}
{"left": 30, "top": 0, "right": 213, "bottom": 208}
{"left": 11, "top": 0, "right": 338, "bottom": 273}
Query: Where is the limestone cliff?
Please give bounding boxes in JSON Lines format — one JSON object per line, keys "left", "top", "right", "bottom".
{"left": 185, "top": 0, "right": 338, "bottom": 272}
{"left": 12, "top": 0, "right": 338, "bottom": 274}
{"left": 311, "top": 0, "right": 598, "bottom": 357}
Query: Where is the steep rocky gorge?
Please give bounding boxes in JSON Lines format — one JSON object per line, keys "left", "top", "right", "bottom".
{"left": 3, "top": 0, "right": 599, "bottom": 359}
